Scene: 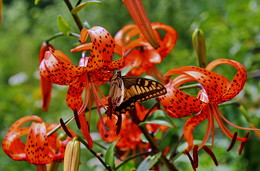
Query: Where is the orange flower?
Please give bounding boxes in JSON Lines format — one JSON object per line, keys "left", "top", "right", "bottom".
{"left": 98, "top": 103, "right": 166, "bottom": 159}
{"left": 122, "top": 0, "right": 160, "bottom": 48}
{"left": 115, "top": 22, "right": 177, "bottom": 82}
{"left": 159, "top": 59, "right": 258, "bottom": 152}
{"left": 39, "top": 42, "right": 53, "bottom": 112}
{"left": 2, "top": 116, "right": 73, "bottom": 167}
{"left": 39, "top": 26, "right": 124, "bottom": 148}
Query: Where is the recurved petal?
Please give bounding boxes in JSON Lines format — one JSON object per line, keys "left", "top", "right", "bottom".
{"left": 2, "top": 127, "right": 29, "bottom": 161}
{"left": 87, "top": 26, "right": 115, "bottom": 70}
{"left": 165, "top": 66, "right": 231, "bottom": 102}
{"left": 25, "top": 122, "right": 52, "bottom": 164}
{"left": 66, "top": 80, "right": 85, "bottom": 111}
{"left": 183, "top": 109, "right": 208, "bottom": 152}
{"left": 151, "top": 22, "right": 178, "bottom": 58}
{"left": 206, "top": 59, "right": 247, "bottom": 101}
{"left": 159, "top": 79, "right": 206, "bottom": 118}
{"left": 39, "top": 50, "right": 84, "bottom": 85}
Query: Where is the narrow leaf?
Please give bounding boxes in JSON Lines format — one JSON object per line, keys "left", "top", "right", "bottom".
{"left": 34, "top": 0, "right": 40, "bottom": 5}
{"left": 136, "top": 152, "right": 162, "bottom": 171}
{"left": 105, "top": 141, "right": 117, "bottom": 170}
{"left": 71, "top": 1, "right": 101, "bottom": 14}
{"left": 57, "top": 15, "right": 71, "bottom": 36}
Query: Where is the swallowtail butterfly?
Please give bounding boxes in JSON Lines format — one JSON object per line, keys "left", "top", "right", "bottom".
{"left": 108, "top": 71, "right": 167, "bottom": 115}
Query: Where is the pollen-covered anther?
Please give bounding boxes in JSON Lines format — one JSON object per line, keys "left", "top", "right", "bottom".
{"left": 202, "top": 146, "right": 218, "bottom": 166}
{"left": 227, "top": 131, "right": 238, "bottom": 151}
{"left": 238, "top": 132, "right": 250, "bottom": 155}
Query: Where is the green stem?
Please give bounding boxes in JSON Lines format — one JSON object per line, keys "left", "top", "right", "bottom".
{"left": 36, "top": 165, "right": 47, "bottom": 171}
{"left": 47, "top": 162, "right": 60, "bottom": 171}
{"left": 115, "top": 151, "right": 153, "bottom": 170}
{"left": 63, "top": 0, "right": 83, "bottom": 31}
{"left": 78, "top": 137, "right": 112, "bottom": 171}
{"left": 45, "top": 32, "right": 80, "bottom": 43}
{"left": 139, "top": 126, "right": 178, "bottom": 171}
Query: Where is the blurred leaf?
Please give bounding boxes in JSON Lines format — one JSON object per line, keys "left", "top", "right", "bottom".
{"left": 120, "top": 160, "right": 135, "bottom": 171}
{"left": 57, "top": 15, "right": 71, "bottom": 36}
{"left": 71, "top": 0, "right": 101, "bottom": 14}
{"left": 105, "top": 141, "right": 117, "bottom": 170}
{"left": 136, "top": 152, "right": 162, "bottom": 171}
{"left": 0, "top": 0, "right": 2, "bottom": 24}
{"left": 34, "top": 0, "right": 40, "bottom": 5}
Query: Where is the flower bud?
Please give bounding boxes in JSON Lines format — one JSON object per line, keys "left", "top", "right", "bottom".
{"left": 192, "top": 28, "right": 207, "bottom": 68}
{"left": 64, "top": 138, "right": 81, "bottom": 171}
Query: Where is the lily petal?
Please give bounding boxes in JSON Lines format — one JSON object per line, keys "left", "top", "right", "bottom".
{"left": 25, "top": 122, "right": 52, "bottom": 164}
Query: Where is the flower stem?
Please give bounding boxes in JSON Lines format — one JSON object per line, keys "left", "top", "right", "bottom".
{"left": 36, "top": 165, "right": 47, "bottom": 171}
{"left": 47, "top": 162, "right": 59, "bottom": 171}
{"left": 77, "top": 137, "right": 112, "bottom": 171}
{"left": 115, "top": 151, "right": 153, "bottom": 170}
{"left": 63, "top": 0, "right": 83, "bottom": 31}
{"left": 139, "top": 126, "right": 178, "bottom": 171}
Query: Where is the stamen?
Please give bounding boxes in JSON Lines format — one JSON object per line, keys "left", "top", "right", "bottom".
{"left": 107, "top": 97, "right": 113, "bottom": 119}
{"left": 227, "top": 132, "right": 238, "bottom": 151}
{"left": 92, "top": 84, "right": 108, "bottom": 137}
{"left": 184, "top": 151, "right": 196, "bottom": 171}
{"left": 60, "top": 118, "right": 72, "bottom": 138}
{"left": 202, "top": 146, "right": 218, "bottom": 166}
{"left": 193, "top": 145, "right": 199, "bottom": 168}
{"left": 73, "top": 109, "right": 81, "bottom": 129}
{"left": 238, "top": 132, "right": 249, "bottom": 155}
{"left": 116, "top": 114, "right": 122, "bottom": 135}
{"left": 199, "top": 107, "right": 213, "bottom": 150}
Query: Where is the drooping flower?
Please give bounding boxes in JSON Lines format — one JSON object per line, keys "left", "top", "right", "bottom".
{"left": 39, "top": 42, "right": 53, "bottom": 112}
{"left": 2, "top": 115, "right": 74, "bottom": 169}
{"left": 114, "top": 22, "right": 177, "bottom": 82}
{"left": 39, "top": 26, "right": 124, "bottom": 148}
{"left": 158, "top": 59, "right": 259, "bottom": 167}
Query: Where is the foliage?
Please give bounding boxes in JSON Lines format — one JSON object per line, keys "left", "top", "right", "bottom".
{"left": 0, "top": 0, "right": 260, "bottom": 170}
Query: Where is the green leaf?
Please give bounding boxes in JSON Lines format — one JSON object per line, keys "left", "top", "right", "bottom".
{"left": 120, "top": 160, "right": 135, "bottom": 171}
{"left": 57, "top": 15, "right": 71, "bottom": 36}
{"left": 71, "top": 0, "right": 101, "bottom": 14}
{"left": 136, "top": 152, "right": 162, "bottom": 171}
{"left": 105, "top": 141, "right": 117, "bottom": 170}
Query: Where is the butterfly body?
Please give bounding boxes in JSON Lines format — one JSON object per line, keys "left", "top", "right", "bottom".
{"left": 109, "top": 71, "right": 167, "bottom": 115}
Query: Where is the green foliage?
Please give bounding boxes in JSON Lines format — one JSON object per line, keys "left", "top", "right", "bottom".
{"left": 0, "top": 0, "right": 259, "bottom": 171}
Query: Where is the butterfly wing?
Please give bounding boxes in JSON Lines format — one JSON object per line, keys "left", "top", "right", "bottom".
{"left": 114, "top": 75, "right": 167, "bottom": 114}
{"left": 109, "top": 73, "right": 125, "bottom": 108}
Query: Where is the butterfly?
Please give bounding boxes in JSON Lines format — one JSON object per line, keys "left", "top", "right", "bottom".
{"left": 108, "top": 71, "right": 167, "bottom": 115}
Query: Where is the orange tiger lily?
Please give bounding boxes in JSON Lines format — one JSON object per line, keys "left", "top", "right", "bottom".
{"left": 39, "top": 42, "right": 53, "bottom": 112}
{"left": 2, "top": 116, "right": 74, "bottom": 169}
{"left": 159, "top": 59, "right": 259, "bottom": 165}
{"left": 39, "top": 26, "right": 124, "bottom": 148}
{"left": 114, "top": 22, "right": 177, "bottom": 83}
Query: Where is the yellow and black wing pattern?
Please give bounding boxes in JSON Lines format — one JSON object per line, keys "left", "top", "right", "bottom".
{"left": 109, "top": 71, "right": 167, "bottom": 115}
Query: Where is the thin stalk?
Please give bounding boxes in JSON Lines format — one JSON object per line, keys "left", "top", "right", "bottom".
{"left": 64, "top": 0, "right": 83, "bottom": 31}
{"left": 139, "top": 126, "right": 178, "bottom": 171}
{"left": 115, "top": 151, "right": 153, "bottom": 170}
{"left": 45, "top": 32, "right": 80, "bottom": 43}
{"left": 36, "top": 165, "right": 46, "bottom": 171}
{"left": 78, "top": 137, "right": 112, "bottom": 171}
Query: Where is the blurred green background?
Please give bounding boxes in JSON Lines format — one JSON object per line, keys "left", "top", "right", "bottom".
{"left": 0, "top": 0, "right": 260, "bottom": 170}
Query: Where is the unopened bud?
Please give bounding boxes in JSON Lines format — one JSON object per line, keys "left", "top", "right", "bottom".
{"left": 64, "top": 137, "right": 81, "bottom": 171}
{"left": 192, "top": 28, "right": 207, "bottom": 68}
